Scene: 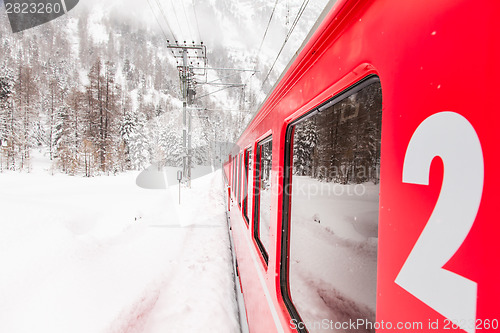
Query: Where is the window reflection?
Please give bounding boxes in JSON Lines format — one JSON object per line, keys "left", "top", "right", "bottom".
{"left": 243, "top": 149, "right": 253, "bottom": 223}
{"left": 255, "top": 138, "right": 272, "bottom": 261}
{"left": 288, "top": 81, "right": 382, "bottom": 332}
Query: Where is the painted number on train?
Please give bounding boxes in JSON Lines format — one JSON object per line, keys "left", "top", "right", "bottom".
{"left": 395, "top": 112, "right": 484, "bottom": 333}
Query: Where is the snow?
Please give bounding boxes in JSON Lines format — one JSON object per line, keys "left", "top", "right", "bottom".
{"left": 258, "top": 187, "right": 271, "bottom": 252}
{"left": 288, "top": 176, "right": 379, "bottom": 332}
{"left": 0, "top": 153, "right": 239, "bottom": 333}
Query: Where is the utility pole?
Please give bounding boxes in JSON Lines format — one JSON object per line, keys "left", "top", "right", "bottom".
{"left": 167, "top": 41, "right": 207, "bottom": 187}
{"left": 167, "top": 41, "right": 256, "bottom": 185}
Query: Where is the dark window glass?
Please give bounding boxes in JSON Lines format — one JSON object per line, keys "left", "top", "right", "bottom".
{"left": 285, "top": 80, "right": 382, "bottom": 332}
{"left": 243, "top": 149, "right": 253, "bottom": 224}
{"left": 254, "top": 138, "right": 272, "bottom": 263}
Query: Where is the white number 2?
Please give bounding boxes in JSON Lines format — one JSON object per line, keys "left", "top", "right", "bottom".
{"left": 395, "top": 112, "right": 484, "bottom": 333}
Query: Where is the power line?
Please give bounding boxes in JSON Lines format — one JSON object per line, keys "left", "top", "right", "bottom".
{"left": 289, "top": 0, "right": 310, "bottom": 36}
{"left": 153, "top": 0, "right": 175, "bottom": 40}
{"left": 203, "top": 82, "right": 246, "bottom": 87}
{"left": 243, "top": 0, "right": 280, "bottom": 93}
{"left": 182, "top": 0, "right": 194, "bottom": 40}
{"left": 169, "top": 0, "right": 185, "bottom": 38}
{"left": 261, "top": 0, "right": 310, "bottom": 88}
{"left": 256, "top": 0, "right": 279, "bottom": 58}
{"left": 167, "top": 42, "right": 208, "bottom": 185}
{"left": 149, "top": 0, "right": 177, "bottom": 41}
{"left": 191, "top": 0, "right": 202, "bottom": 42}
{"left": 146, "top": 0, "right": 169, "bottom": 40}
{"left": 196, "top": 85, "right": 245, "bottom": 99}
{"left": 204, "top": 71, "right": 243, "bottom": 85}
{"left": 189, "top": 107, "right": 251, "bottom": 113}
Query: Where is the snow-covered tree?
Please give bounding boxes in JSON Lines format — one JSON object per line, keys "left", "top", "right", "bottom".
{"left": 0, "top": 65, "right": 15, "bottom": 171}
{"left": 293, "top": 117, "right": 317, "bottom": 177}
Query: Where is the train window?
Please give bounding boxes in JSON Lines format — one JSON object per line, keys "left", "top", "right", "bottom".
{"left": 243, "top": 148, "right": 253, "bottom": 224}
{"left": 233, "top": 157, "right": 236, "bottom": 199}
{"left": 281, "top": 78, "right": 382, "bottom": 332}
{"left": 232, "top": 156, "right": 236, "bottom": 196}
{"left": 254, "top": 137, "right": 272, "bottom": 264}
{"left": 237, "top": 153, "right": 243, "bottom": 208}
{"left": 228, "top": 156, "right": 232, "bottom": 186}
{"left": 230, "top": 157, "right": 234, "bottom": 192}
{"left": 235, "top": 155, "right": 239, "bottom": 202}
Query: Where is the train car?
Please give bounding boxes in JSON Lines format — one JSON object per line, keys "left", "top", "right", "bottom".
{"left": 224, "top": 0, "right": 500, "bottom": 332}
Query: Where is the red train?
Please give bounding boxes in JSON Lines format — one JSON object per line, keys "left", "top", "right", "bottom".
{"left": 223, "top": 0, "right": 500, "bottom": 332}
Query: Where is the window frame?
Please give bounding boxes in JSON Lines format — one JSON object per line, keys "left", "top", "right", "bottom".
{"left": 232, "top": 156, "right": 236, "bottom": 198}
{"left": 279, "top": 75, "right": 381, "bottom": 330}
{"left": 228, "top": 155, "right": 232, "bottom": 188}
{"left": 231, "top": 156, "right": 233, "bottom": 186}
{"left": 253, "top": 135, "right": 272, "bottom": 266}
{"left": 243, "top": 147, "right": 253, "bottom": 225}
{"left": 237, "top": 153, "right": 243, "bottom": 208}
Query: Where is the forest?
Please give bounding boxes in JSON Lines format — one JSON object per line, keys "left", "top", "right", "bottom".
{"left": 0, "top": 5, "right": 252, "bottom": 176}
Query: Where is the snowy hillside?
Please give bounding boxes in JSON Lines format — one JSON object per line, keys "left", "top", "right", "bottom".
{"left": 80, "top": 0, "right": 330, "bottom": 93}
{"left": 0, "top": 0, "right": 330, "bottom": 176}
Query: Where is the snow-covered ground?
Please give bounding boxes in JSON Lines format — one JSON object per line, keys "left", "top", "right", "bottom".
{"left": 0, "top": 156, "right": 239, "bottom": 333}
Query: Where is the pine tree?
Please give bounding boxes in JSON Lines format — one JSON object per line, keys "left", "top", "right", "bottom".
{"left": 15, "top": 64, "right": 39, "bottom": 171}
{"left": 293, "top": 117, "right": 317, "bottom": 177}
{"left": 0, "top": 65, "right": 15, "bottom": 171}
{"left": 128, "top": 111, "right": 150, "bottom": 170}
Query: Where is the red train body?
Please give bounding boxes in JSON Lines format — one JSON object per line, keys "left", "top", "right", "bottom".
{"left": 224, "top": 0, "right": 500, "bottom": 332}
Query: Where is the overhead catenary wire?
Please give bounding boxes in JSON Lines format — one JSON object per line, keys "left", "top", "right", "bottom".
{"left": 289, "top": 0, "right": 310, "bottom": 37}
{"left": 169, "top": 0, "right": 185, "bottom": 39}
{"left": 191, "top": 0, "right": 203, "bottom": 42}
{"left": 203, "top": 71, "right": 242, "bottom": 85}
{"left": 256, "top": 0, "right": 280, "bottom": 59}
{"left": 187, "top": 106, "right": 249, "bottom": 112}
{"left": 261, "top": 0, "right": 311, "bottom": 88}
{"left": 149, "top": 0, "right": 201, "bottom": 44}
{"left": 146, "top": 0, "right": 170, "bottom": 40}
{"left": 151, "top": 0, "right": 177, "bottom": 41}
{"left": 242, "top": 0, "right": 280, "bottom": 100}
{"left": 197, "top": 85, "right": 245, "bottom": 99}
{"left": 182, "top": 0, "right": 194, "bottom": 41}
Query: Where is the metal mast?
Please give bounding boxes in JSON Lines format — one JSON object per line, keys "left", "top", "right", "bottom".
{"left": 167, "top": 41, "right": 207, "bottom": 186}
